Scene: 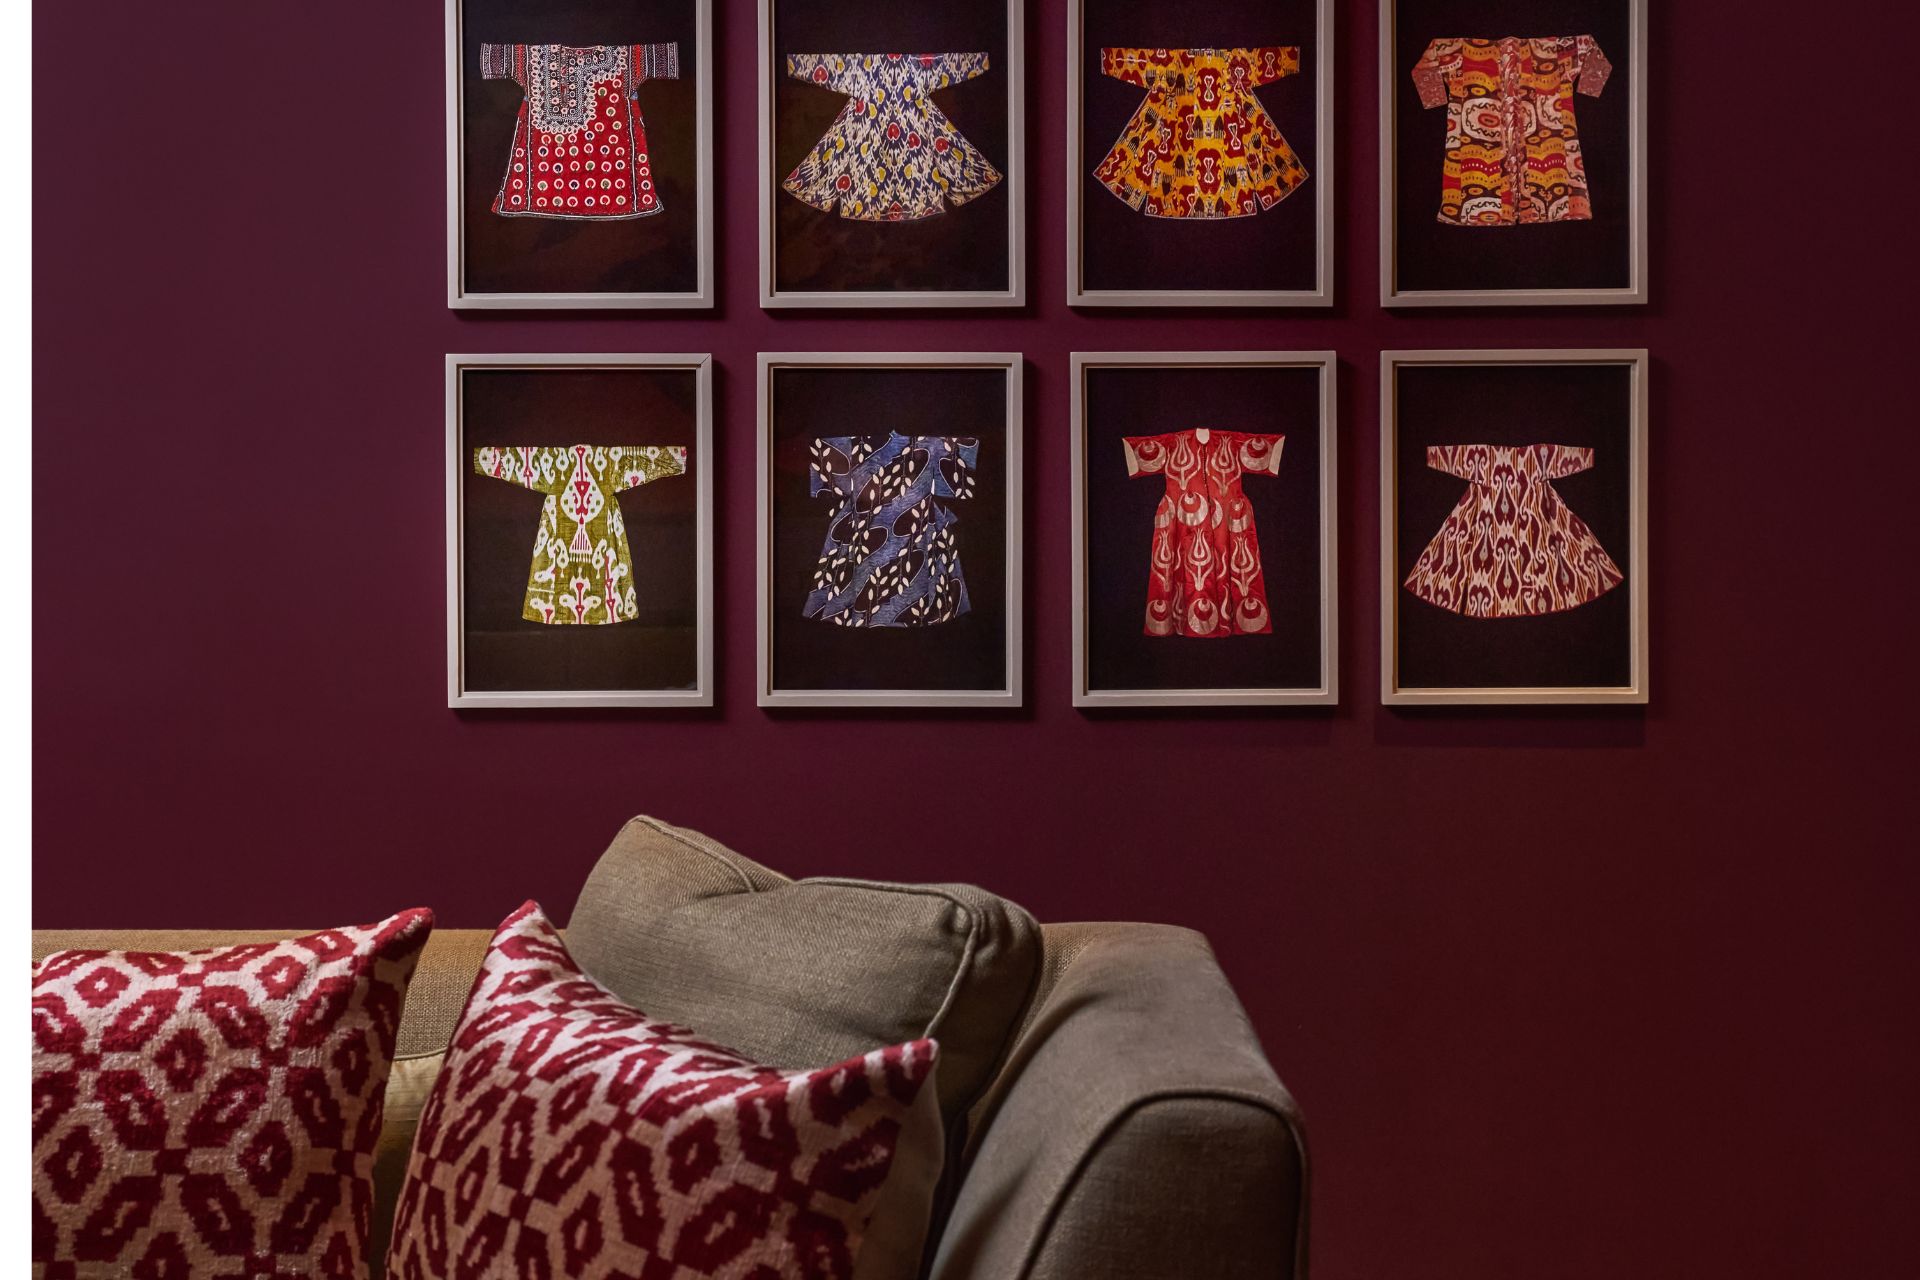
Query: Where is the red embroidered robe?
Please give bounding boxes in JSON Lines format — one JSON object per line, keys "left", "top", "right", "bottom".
{"left": 1124, "top": 428, "right": 1283, "bottom": 637}
{"left": 479, "top": 42, "right": 679, "bottom": 219}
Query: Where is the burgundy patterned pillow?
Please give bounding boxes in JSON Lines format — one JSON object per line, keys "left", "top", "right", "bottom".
{"left": 387, "top": 901, "right": 942, "bottom": 1280}
{"left": 32, "top": 910, "right": 434, "bottom": 1280}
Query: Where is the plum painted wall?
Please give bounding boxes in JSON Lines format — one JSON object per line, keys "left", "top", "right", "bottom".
{"left": 34, "top": 2, "right": 1914, "bottom": 1278}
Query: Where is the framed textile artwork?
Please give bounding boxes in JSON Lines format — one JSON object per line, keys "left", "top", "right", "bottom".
{"left": 1066, "top": 0, "right": 1334, "bottom": 307}
{"left": 446, "top": 0, "right": 714, "bottom": 308}
{"left": 446, "top": 354, "right": 713, "bottom": 707}
{"left": 1071, "top": 353, "right": 1337, "bottom": 706}
{"left": 1380, "top": 350, "right": 1649, "bottom": 705}
{"left": 1378, "top": 0, "right": 1646, "bottom": 306}
{"left": 756, "top": 353, "right": 1023, "bottom": 706}
{"left": 757, "top": 0, "right": 1026, "bottom": 307}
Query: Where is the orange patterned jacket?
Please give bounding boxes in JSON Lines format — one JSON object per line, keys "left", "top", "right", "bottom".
{"left": 1093, "top": 47, "right": 1308, "bottom": 219}
{"left": 1412, "top": 36, "right": 1612, "bottom": 227}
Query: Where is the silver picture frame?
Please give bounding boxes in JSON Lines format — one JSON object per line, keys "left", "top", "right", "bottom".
{"left": 756, "top": 352, "right": 1024, "bottom": 706}
{"left": 446, "top": 0, "right": 716, "bottom": 309}
{"left": 1066, "top": 1, "right": 1335, "bottom": 308}
{"left": 1378, "top": 0, "right": 1648, "bottom": 307}
{"left": 1070, "top": 351, "right": 1339, "bottom": 706}
{"left": 756, "top": 0, "right": 1027, "bottom": 308}
{"left": 1380, "top": 349, "right": 1650, "bottom": 704}
{"left": 446, "top": 353, "right": 715, "bottom": 707}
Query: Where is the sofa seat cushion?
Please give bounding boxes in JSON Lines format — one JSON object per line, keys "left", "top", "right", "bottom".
{"left": 389, "top": 902, "right": 945, "bottom": 1280}
{"left": 566, "top": 816, "right": 1042, "bottom": 1131}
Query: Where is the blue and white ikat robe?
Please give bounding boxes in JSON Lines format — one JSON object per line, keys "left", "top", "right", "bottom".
{"left": 803, "top": 433, "right": 978, "bottom": 627}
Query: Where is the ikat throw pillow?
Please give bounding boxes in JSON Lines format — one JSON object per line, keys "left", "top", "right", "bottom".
{"left": 31, "top": 909, "right": 435, "bottom": 1280}
{"left": 386, "top": 901, "right": 944, "bottom": 1280}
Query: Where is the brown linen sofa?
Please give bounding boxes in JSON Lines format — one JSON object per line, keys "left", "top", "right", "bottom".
{"left": 31, "top": 816, "right": 1308, "bottom": 1279}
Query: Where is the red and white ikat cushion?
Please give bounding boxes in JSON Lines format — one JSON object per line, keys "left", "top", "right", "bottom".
{"left": 387, "top": 901, "right": 942, "bottom": 1280}
{"left": 32, "top": 909, "right": 435, "bottom": 1280}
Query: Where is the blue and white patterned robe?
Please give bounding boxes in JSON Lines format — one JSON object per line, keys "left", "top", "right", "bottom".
{"left": 783, "top": 53, "right": 1003, "bottom": 220}
{"left": 803, "top": 433, "right": 978, "bottom": 627}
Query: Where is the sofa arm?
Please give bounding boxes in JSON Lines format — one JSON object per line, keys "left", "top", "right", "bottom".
{"left": 928, "top": 923, "right": 1308, "bottom": 1280}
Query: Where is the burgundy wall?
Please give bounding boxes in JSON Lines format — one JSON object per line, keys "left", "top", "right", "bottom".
{"left": 35, "top": 2, "right": 1914, "bottom": 1278}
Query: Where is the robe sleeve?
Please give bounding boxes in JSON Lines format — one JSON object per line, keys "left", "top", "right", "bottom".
{"left": 610, "top": 445, "right": 687, "bottom": 494}
{"left": 810, "top": 437, "right": 856, "bottom": 496}
{"left": 930, "top": 438, "right": 979, "bottom": 499}
{"left": 1575, "top": 35, "right": 1613, "bottom": 96}
{"left": 1122, "top": 434, "right": 1169, "bottom": 476}
{"left": 1537, "top": 445, "right": 1596, "bottom": 480}
{"left": 474, "top": 446, "right": 562, "bottom": 493}
{"left": 913, "top": 52, "right": 990, "bottom": 89}
{"left": 1238, "top": 432, "right": 1285, "bottom": 475}
{"left": 629, "top": 42, "right": 680, "bottom": 84}
{"left": 1425, "top": 444, "right": 1487, "bottom": 483}
{"left": 1234, "top": 47, "right": 1301, "bottom": 87}
{"left": 1100, "top": 48, "right": 1179, "bottom": 90}
{"left": 479, "top": 43, "right": 526, "bottom": 87}
{"left": 787, "top": 53, "right": 853, "bottom": 93}
{"left": 1412, "top": 40, "right": 1461, "bottom": 109}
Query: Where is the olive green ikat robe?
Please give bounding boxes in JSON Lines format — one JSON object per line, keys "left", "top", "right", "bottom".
{"left": 474, "top": 443, "right": 686, "bottom": 625}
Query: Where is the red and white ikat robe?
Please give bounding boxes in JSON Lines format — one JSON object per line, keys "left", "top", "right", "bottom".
{"left": 1404, "top": 444, "right": 1623, "bottom": 617}
{"left": 1125, "top": 428, "right": 1283, "bottom": 637}
{"left": 479, "top": 41, "right": 680, "bottom": 219}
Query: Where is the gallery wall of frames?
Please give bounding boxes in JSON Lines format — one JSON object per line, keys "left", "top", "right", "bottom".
{"left": 444, "top": 0, "right": 1650, "bottom": 709}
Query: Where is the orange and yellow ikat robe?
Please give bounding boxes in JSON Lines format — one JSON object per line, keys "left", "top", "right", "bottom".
{"left": 1412, "top": 36, "right": 1612, "bottom": 226}
{"left": 1092, "top": 47, "right": 1308, "bottom": 219}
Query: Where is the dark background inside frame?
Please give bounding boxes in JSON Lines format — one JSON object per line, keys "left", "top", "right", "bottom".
{"left": 1084, "top": 365, "right": 1325, "bottom": 692}
{"left": 461, "top": 368, "right": 700, "bottom": 693}
{"left": 461, "top": 0, "right": 701, "bottom": 296}
{"left": 1392, "top": 362, "right": 1634, "bottom": 691}
{"left": 769, "top": 367, "right": 1010, "bottom": 693}
{"left": 1079, "top": 0, "right": 1321, "bottom": 295}
{"left": 1391, "top": 0, "right": 1633, "bottom": 293}
{"left": 771, "top": 0, "right": 1012, "bottom": 295}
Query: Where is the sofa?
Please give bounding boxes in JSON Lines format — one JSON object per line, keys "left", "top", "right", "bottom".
{"left": 31, "top": 816, "right": 1308, "bottom": 1279}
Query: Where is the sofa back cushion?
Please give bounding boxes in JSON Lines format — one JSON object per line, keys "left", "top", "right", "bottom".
{"left": 565, "top": 816, "right": 1042, "bottom": 1132}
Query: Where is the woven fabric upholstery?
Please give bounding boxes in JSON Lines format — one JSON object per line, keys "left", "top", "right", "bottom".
{"left": 565, "top": 816, "right": 1044, "bottom": 1131}
{"left": 932, "top": 922, "right": 1308, "bottom": 1280}
{"left": 1025, "top": 1098, "right": 1303, "bottom": 1279}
